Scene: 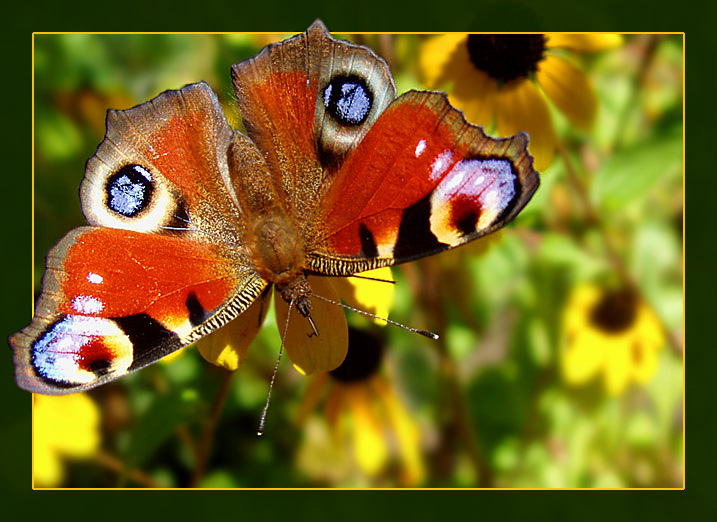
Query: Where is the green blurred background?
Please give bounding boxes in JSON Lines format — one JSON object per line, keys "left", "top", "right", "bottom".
{"left": 30, "top": 32, "right": 683, "bottom": 488}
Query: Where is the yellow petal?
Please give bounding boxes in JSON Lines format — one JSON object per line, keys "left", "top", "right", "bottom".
{"left": 196, "top": 290, "right": 269, "bottom": 371}
{"left": 604, "top": 340, "right": 632, "bottom": 396}
{"left": 276, "top": 277, "right": 348, "bottom": 375}
{"left": 34, "top": 393, "right": 100, "bottom": 487}
{"left": 563, "top": 284, "right": 601, "bottom": 335}
{"left": 331, "top": 267, "right": 395, "bottom": 326}
{"left": 538, "top": 55, "right": 597, "bottom": 131}
{"left": 373, "top": 377, "right": 425, "bottom": 485}
{"left": 34, "top": 437, "right": 63, "bottom": 487}
{"left": 546, "top": 33, "right": 623, "bottom": 52}
{"left": 631, "top": 340, "right": 660, "bottom": 384}
{"left": 636, "top": 305, "right": 666, "bottom": 349}
{"left": 419, "top": 33, "right": 468, "bottom": 88}
{"left": 35, "top": 394, "right": 100, "bottom": 457}
{"left": 159, "top": 346, "right": 187, "bottom": 365}
{"left": 449, "top": 66, "right": 498, "bottom": 130}
{"left": 495, "top": 79, "right": 557, "bottom": 171}
{"left": 561, "top": 329, "right": 607, "bottom": 385}
{"left": 347, "top": 385, "right": 387, "bottom": 475}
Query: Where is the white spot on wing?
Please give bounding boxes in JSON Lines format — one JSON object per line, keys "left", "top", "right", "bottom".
{"left": 134, "top": 165, "right": 152, "bottom": 182}
{"left": 414, "top": 139, "right": 427, "bottom": 158}
{"left": 429, "top": 157, "right": 518, "bottom": 244}
{"left": 430, "top": 150, "right": 454, "bottom": 181}
{"left": 72, "top": 295, "right": 105, "bottom": 314}
{"left": 32, "top": 315, "right": 130, "bottom": 385}
{"left": 87, "top": 272, "right": 103, "bottom": 284}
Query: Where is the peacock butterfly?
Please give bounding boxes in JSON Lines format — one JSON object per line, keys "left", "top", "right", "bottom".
{"left": 12, "top": 22, "right": 539, "bottom": 394}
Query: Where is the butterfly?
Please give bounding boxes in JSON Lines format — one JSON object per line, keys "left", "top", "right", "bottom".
{"left": 11, "top": 22, "right": 539, "bottom": 394}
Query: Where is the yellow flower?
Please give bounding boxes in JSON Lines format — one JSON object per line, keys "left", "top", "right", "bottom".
{"left": 295, "top": 327, "right": 425, "bottom": 486}
{"left": 34, "top": 393, "right": 101, "bottom": 487}
{"left": 197, "top": 267, "right": 395, "bottom": 376}
{"left": 561, "top": 283, "right": 665, "bottom": 396}
{"left": 419, "top": 33, "right": 623, "bottom": 170}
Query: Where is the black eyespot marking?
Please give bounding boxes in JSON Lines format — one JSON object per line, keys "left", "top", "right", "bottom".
{"left": 394, "top": 192, "right": 448, "bottom": 261}
{"left": 86, "top": 359, "right": 112, "bottom": 376}
{"left": 105, "top": 164, "right": 154, "bottom": 217}
{"left": 454, "top": 207, "right": 480, "bottom": 237}
{"left": 186, "top": 292, "right": 207, "bottom": 328}
{"left": 323, "top": 75, "right": 373, "bottom": 126}
{"left": 359, "top": 223, "right": 379, "bottom": 258}
{"left": 114, "top": 314, "right": 179, "bottom": 371}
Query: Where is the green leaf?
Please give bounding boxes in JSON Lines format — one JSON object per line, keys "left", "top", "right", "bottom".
{"left": 198, "top": 470, "right": 241, "bottom": 488}
{"left": 123, "top": 388, "right": 202, "bottom": 470}
{"left": 630, "top": 220, "right": 681, "bottom": 294}
{"left": 445, "top": 323, "right": 477, "bottom": 361}
{"left": 35, "top": 112, "right": 83, "bottom": 162}
{"left": 591, "top": 128, "right": 682, "bottom": 210}
{"left": 537, "top": 232, "right": 607, "bottom": 279}
{"left": 625, "top": 411, "right": 658, "bottom": 448}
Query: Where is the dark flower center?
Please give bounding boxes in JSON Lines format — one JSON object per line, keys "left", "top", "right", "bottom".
{"left": 466, "top": 34, "right": 547, "bottom": 83}
{"left": 330, "top": 328, "right": 383, "bottom": 383}
{"left": 589, "top": 288, "right": 639, "bottom": 333}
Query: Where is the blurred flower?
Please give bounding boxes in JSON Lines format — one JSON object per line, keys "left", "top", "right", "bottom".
{"left": 419, "top": 33, "right": 622, "bottom": 170}
{"left": 197, "top": 267, "right": 395, "bottom": 376}
{"left": 34, "top": 393, "right": 101, "bottom": 487}
{"left": 296, "top": 328, "right": 425, "bottom": 486}
{"left": 561, "top": 283, "right": 665, "bottom": 396}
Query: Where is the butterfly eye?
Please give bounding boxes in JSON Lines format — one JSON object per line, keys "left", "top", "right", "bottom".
{"left": 323, "top": 75, "right": 373, "bottom": 126}
{"left": 105, "top": 164, "right": 154, "bottom": 217}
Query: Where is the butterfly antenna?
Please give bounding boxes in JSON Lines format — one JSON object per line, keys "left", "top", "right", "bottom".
{"left": 257, "top": 298, "right": 293, "bottom": 436}
{"left": 348, "top": 274, "right": 397, "bottom": 285}
{"left": 311, "top": 293, "right": 439, "bottom": 340}
{"left": 159, "top": 214, "right": 204, "bottom": 233}
{"left": 161, "top": 215, "right": 244, "bottom": 250}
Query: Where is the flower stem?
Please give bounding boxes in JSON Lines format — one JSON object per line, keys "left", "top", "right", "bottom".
{"left": 94, "top": 450, "right": 159, "bottom": 488}
{"left": 613, "top": 35, "right": 663, "bottom": 151}
{"left": 190, "top": 368, "right": 235, "bottom": 487}
{"left": 411, "top": 259, "right": 493, "bottom": 487}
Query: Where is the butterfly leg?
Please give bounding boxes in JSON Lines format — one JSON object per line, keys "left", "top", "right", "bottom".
{"left": 279, "top": 278, "right": 320, "bottom": 337}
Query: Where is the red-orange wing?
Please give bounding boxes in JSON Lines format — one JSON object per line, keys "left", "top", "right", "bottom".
{"left": 306, "top": 90, "right": 539, "bottom": 274}
{"left": 230, "top": 22, "right": 538, "bottom": 276}
{"left": 11, "top": 228, "right": 265, "bottom": 394}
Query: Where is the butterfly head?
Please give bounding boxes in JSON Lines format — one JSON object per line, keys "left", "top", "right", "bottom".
{"left": 278, "top": 277, "right": 317, "bottom": 337}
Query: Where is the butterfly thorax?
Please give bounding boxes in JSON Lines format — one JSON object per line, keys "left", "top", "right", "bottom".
{"left": 250, "top": 210, "right": 312, "bottom": 303}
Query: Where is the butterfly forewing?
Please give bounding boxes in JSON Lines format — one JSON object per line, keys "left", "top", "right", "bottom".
{"left": 12, "top": 84, "right": 269, "bottom": 394}
{"left": 306, "top": 90, "right": 540, "bottom": 275}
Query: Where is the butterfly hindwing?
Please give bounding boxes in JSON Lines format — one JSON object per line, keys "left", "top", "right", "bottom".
{"left": 230, "top": 20, "right": 395, "bottom": 222}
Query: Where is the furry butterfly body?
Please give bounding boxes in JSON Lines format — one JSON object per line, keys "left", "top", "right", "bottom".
{"left": 12, "top": 22, "right": 539, "bottom": 394}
